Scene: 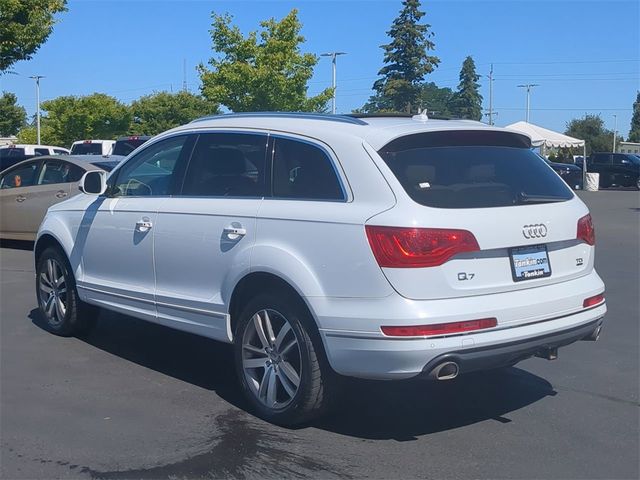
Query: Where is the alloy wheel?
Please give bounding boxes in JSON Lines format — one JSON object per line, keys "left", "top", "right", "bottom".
{"left": 38, "top": 258, "right": 68, "bottom": 326}
{"left": 241, "top": 309, "right": 302, "bottom": 409}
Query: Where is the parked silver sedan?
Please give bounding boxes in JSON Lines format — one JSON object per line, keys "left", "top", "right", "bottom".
{"left": 0, "top": 155, "right": 121, "bottom": 241}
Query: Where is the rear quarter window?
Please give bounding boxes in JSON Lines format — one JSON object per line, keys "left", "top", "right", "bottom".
{"left": 378, "top": 131, "right": 573, "bottom": 209}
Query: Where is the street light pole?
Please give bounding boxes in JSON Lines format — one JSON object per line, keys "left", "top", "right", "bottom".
{"left": 517, "top": 83, "right": 540, "bottom": 123}
{"left": 29, "top": 75, "right": 45, "bottom": 145}
{"left": 612, "top": 114, "right": 618, "bottom": 152}
{"left": 321, "top": 52, "right": 346, "bottom": 114}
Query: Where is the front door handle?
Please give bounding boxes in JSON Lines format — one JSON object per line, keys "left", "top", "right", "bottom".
{"left": 55, "top": 190, "right": 68, "bottom": 198}
{"left": 223, "top": 226, "right": 246, "bottom": 239}
{"left": 135, "top": 219, "right": 153, "bottom": 232}
{"left": 15, "top": 195, "right": 26, "bottom": 203}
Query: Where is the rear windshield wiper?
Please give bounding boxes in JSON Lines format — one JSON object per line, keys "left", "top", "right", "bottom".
{"left": 517, "top": 193, "right": 569, "bottom": 204}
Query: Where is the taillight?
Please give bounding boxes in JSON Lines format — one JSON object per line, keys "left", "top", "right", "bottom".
{"left": 381, "top": 318, "right": 497, "bottom": 337}
{"left": 583, "top": 293, "right": 605, "bottom": 308}
{"left": 577, "top": 214, "right": 595, "bottom": 246}
{"left": 365, "top": 226, "right": 480, "bottom": 268}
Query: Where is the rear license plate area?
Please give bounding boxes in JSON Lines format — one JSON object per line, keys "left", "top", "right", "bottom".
{"left": 509, "top": 244, "right": 551, "bottom": 282}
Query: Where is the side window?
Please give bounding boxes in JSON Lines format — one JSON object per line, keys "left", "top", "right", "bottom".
{"left": 613, "top": 155, "right": 630, "bottom": 165}
{"left": 113, "top": 135, "right": 189, "bottom": 197}
{"left": 0, "top": 162, "right": 40, "bottom": 189}
{"left": 181, "top": 133, "right": 267, "bottom": 197}
{"left": 593, "top": 154, "right": 610, "bottom": 165}
{"left": 38, "top": 160, "right": 84, "bottom": 185}
{"left": 272, "top": 137, "right": 344, "bottom": 200}
{"left": 34, "top": 148, "right": 49, "bottom": 156}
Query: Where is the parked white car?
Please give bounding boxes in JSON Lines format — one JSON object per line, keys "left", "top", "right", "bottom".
{"left": 35, "top": 113, "right": 606, "bottom": 425}
{"left": 69, "top": 140, "right": 115, "bottom": 156}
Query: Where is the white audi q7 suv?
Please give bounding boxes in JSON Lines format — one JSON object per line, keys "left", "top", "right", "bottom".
{"left": 34, "top": 112, "right": 606, "bottom": 425}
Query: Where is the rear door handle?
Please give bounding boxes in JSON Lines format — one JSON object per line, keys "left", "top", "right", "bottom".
{"left": 55, "top": 190, "right": 68, "bottom": 198}
{"left": 15, "top": 195, "right": 26, "bottom": 203}
{"left": 135, "top": 219, "right": 153, "bottom": 232}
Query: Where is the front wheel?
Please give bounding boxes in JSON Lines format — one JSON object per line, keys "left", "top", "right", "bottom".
{"left": 234, "top": 293, "right": 333, "bottom": 426}
{"left": 36, "top": 247, "right": 97, "bottom": 336}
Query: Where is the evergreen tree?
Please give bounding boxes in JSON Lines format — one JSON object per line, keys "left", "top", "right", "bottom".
{"left": 451, "top": 56, "right": 483, "bottom": 121}
{"left": 0, "top": 91, "right": 26, "bottom": 136}
{"left": 370, "top": 0, "right": 439, "bottom": 113}
{"left": 628, "top": 91, "right": 640, "bottom": 142}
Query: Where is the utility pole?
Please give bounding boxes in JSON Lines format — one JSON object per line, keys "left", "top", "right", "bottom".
{"left": 517, "top": 83, "right": 540, "bottom": 123}
{"left": 612, "top": 114, "right": 618, "bottom": 152}
{"left": 29, "top": 75, "right": 45, "bottom": 145}
{"left": 486, "top": 63, "right": 496, "bottom": 125}
{"left": 182, "top": 59, "right": 187, "bottom": 92}
{"left": 321, "top": 52, "right": 347, "bottom": 114}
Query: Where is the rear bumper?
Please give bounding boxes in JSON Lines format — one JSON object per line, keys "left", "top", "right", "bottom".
{"left": 311, "top": 270, "right": 606, "bottom": 380}
{"left": 419, "top": 316, "right": 603, "bottom": 379}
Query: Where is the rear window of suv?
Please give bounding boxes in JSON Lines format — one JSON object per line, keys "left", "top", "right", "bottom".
{"left": 378, "top": 131, "right": 573, "bottom": 209}
{"left": 70, "top": 143, "right": 102, "bottom": 155}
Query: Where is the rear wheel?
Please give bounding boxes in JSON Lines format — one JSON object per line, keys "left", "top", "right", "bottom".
{"left": 36, "top": 247, "right": 97, "bottom": 336}
{"left": 234, "top": 293, "right": 332, "bottom": 425}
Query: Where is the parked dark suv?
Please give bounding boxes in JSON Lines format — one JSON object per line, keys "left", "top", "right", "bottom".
{"left": 586, "top": 153, "right": 640, "bottom": 189}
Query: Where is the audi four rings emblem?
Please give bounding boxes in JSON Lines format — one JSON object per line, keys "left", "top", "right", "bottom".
{"left": 522, "top": 224, "right": 548, "bottom": 238}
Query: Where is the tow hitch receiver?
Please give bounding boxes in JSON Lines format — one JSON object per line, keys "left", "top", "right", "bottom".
{"left": 536, "top": 347, "right": 558, "bottom": 360}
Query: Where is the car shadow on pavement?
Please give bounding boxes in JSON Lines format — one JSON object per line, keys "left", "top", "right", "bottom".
{"left": 29, "top": 308, "right": 557, "bottom": 441}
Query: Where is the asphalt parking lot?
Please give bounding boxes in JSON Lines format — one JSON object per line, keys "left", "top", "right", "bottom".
{"left": 1, "top": 190, "right": 638, "bottom": 480}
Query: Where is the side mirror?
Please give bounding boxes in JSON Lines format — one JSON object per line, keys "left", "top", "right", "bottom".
{"left": 79, "top": 170, "right": 107, "bottom": 195}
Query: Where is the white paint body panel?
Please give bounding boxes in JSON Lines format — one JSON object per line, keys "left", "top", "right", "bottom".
{"left": 36, "top": 115, "right": 606, "bottom": 380}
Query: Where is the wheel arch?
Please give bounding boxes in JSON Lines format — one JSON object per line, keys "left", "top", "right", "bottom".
{"left": 34, "top": 233, "right": 66, "bottom": 269}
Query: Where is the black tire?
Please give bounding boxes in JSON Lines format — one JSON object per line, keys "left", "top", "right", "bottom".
{"left": 35, "top": 246, "right": 98, "bottom": 337}
{"left": 234, "top": 292, "right": 333, "bottom": 426}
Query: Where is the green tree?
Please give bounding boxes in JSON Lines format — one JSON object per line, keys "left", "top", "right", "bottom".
{"left": 451, "top": 56, "right": 483, "bottom": 120}
{"left": 0, "top": 91, "right": 27, "bottom": 136}
{"left": 628, "top": 91, "right": 640, "bottom": 142}
{"left": 40, "top": 93, "right": 131, "bottom": 146}
{"left": 358, "top": 81, "right": 454, "bottom": 115}
{"left": 419, "top": 82, "right": 454, "bottom": 116}
{"left": 0, "top": 0, "right": 67, "bottom": 72}
{"left": 130, "top": 91, "right": 218, "bottom": 135}
{"left": 199, "top": 10, "right": 332, "bottom": 112}
{"left": 565, "top": 114, "right": 623, "bottom": 155}
{"left": 370, "top": 0, "right": 440, "bottom": 113}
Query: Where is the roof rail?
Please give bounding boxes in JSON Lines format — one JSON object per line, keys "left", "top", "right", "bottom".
{"left": 190, "top": 112, "right": 367, "bottom": 125}
{"left": 348, "top": 113, "right": 454, "bottom": 121}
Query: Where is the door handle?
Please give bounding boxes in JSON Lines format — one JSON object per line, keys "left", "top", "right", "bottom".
{"left": 223, "top": 226, "right": 246, "bottom": 239}
{"left": 135, "top": 219, "right": 153, "bottom": 232}
{"left": 15, "top": 195, "right": 26, "bottom": 203}
{"left": 55, "top": 190, "right": 68, "bottom": 198}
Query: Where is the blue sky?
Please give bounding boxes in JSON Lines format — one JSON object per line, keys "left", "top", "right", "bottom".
{"left": 2, "top": 0, "right": 639, "bottom": 136}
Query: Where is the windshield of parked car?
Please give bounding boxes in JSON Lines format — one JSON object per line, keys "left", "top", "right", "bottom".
{"left": 90, "top": 160, "right": 120, "bottom": 172}
{"left": 70, "top": 143, "right": 103, "bottom": 155}
{"left": 112, "top": 138, "right": 148, "bottom": 156}
{"left": 378, "top": 131, "right": 574, "bottom": 208}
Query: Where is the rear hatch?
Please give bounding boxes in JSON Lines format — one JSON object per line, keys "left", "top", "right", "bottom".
{"left": 367, "top": 130, "right": 595, "bottom": 301}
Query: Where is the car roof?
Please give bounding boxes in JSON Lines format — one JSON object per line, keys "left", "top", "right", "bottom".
{"left": 115, "top": 135, "right": 152, "bottom": 140}
{"left": 0, "top": 155, "right": 120, "bottom": 173}
{"left": 0, "top": 144, "right": 67, "bottom": 150}
{"left": 177, "top": 112, "right": 530, "bottom": 150}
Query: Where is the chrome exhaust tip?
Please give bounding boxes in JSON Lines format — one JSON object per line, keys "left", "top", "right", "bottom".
{"left": 432, "top": 361, "right": 460, "bottom": 381}
{"left": 582, "top": 324, "right": 603, "bottom": 342}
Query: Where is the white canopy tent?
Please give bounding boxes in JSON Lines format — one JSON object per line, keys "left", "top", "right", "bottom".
{"left": 505, "top": 120, "right": 588, "bottom": 184}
